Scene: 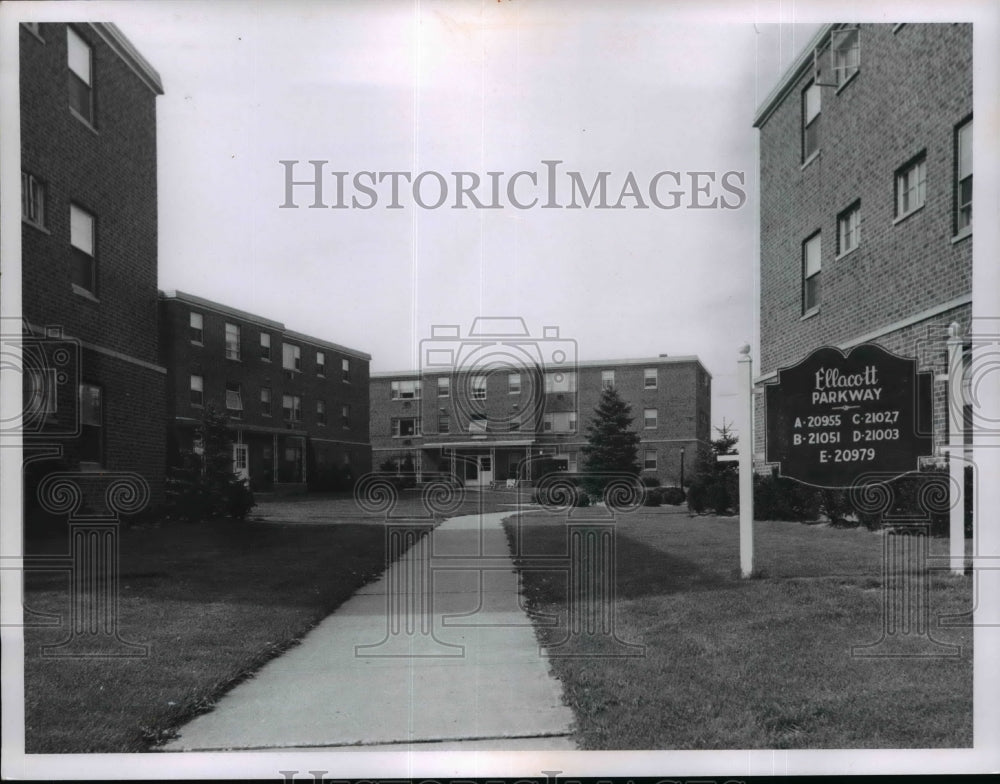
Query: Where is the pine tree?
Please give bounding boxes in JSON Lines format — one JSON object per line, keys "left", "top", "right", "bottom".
{"left": 580, "top": 386, "right": 641, "bottom": 496}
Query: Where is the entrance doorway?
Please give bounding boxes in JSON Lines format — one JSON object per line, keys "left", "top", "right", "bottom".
{"left": 232, "top": 443, "right": 249, "bottom": 484}
{"left": 465, "top": 454, "right": 492, "bottom": 487}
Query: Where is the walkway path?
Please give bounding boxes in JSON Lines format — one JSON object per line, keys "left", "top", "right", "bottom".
{"left": 163, "top": 511, "right": 575, "bottom": 751}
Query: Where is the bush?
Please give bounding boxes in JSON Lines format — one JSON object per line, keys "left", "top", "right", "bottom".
{"left": 532, "top": 481, "right": 590, "bottom": 507}
{"left": 660, "top": 486, "right": 686, "bottom": 505}
{"left": 643, "top": 487, "right": 662, "bottom": 506}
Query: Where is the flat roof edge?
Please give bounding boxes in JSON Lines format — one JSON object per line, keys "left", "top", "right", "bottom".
{"left": 753, "top": 23, "right": 834, "bottom": 129}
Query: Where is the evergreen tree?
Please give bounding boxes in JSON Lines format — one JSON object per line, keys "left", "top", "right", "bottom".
{"left": 580, "top": 386, "right": 641, "bottom": 497}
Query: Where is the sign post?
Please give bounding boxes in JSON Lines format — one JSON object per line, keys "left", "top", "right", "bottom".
{"left": 738, "top": 345, "right": 754, "bottom": 578}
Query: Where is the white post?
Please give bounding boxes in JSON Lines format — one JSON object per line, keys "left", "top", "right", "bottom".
{"left": 738, "top": 345, "right": 755, "bottom": 578}
{"left": 947, "top": 322, "right": 965, "bottom": 575}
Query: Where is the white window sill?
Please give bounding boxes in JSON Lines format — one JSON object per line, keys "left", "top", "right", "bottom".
{"left": 951, "top": 227, "right": 972, "bottom": 244}
{"left": 834, "top": 70, "right": 859, "bottom": 95}
{"left": 69, "top": 107, "right": 99, "bottom": 135}
{"left": 22, "top": 217, "right": 50, "bottom": 234}
{"left": 893, "top": 204, "right": 925, "bottom": 226}
{"left": 835, "top": 246, "right": 858, "bottom": 262}
{"left": 71, "top": 283, "right": 99, "bottom": 302}
{"left": 801, "top": 150, "right": 820, "bottom": 171}
{"left": 800, "top": 307, "right": 821, "bottom": 321}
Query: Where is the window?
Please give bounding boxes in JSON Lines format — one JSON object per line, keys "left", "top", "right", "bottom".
{"left": 317, "top": 400, "right": 327, "bottom": 426}
{"left": 70, "top": 204, "right": 96, "bottom": 294}
{"left": 21, "top": 172, "right": 45, "bottom": 228}
{"left": 439, "top": 414, "right": 450, "bottom": 433}
{"left": 567, "top": 452, "right": 578, "bottom": 472}
{"left": 802, "top": 232, "right": 821, "bottom": 314}
{"left": 261, "top": 387, "right": 272, "bottom": 417}
{"left": 644, "top": 449, "right": 657, "bottom": 471}
{"left": 67, "top": 27, "right": 94, "bottom": 125}
{"left": 225, "top": 382, "right": 243, "bottom": 418}
{"left": 508, "top": 373, "right": 521, "bottom": 395}
{"left": 79, "top": 383, "right": 102, "bottom": 465}
{"left": 601, "top": 370, "right": 615, "bottom": 390}
{"left": 895, "top": 154, "right": 926, "bottom": 218}
{"left": 316, "top": 351, "right": 325, "bottom": 376}
{"left": 260, "top": 332, "right": 271, "bottom": 361}
{"left": 392, "top": 417, "right": 421, "bottom": 437}
{"left": 341, "top": 404, "right": 350, "bottom": 429}
{"left": 956, "top": 118, "right": 972, "bottom": 232}
{"left": 837, "top": 201, "right": 860, "bottom": 256}
{"left": 543, "top": 412, "right": 577, "bottom": 433}
{"left": 508, "top": 417, "right": 521, "bottom": 432}
{"left": 225, "top": 323, "right": 241, "bottom": 360}
{"left": 283, "top": 343, "right": 301, "bottom": 371}
{"left": 802, "top": 81, "right": 821, "bottom": 161}
{"left": 189, "top": 312, "right": 204, "bottom": 344}
{"left": 390, "top": 379, "right": 421, "bottom": 399}
{"left": 832, "top": 27, "right": 860, "bottom": 88}
{"left": 469, "top": 415, "right": 487, "bottom": 435}
{"left": 471, "top": 376, "right": 487, "bottom": 401}
{"left": 644, "top": 408, "right": 658, "bottom": 429}
{"left": 190, "top": 375, "right": 203, "bottom": 407}
{"left": 545, "top": 371, "right": 577, "bottom": 393}
{"left": 644, "top": 368, "right": 658, "bottom": 389}
{"left": 342, "top": 358, "right": 351, "bottom": 383}
{"left": 283, "top": 394, "right": 302, "bottom": 423}
{"left": 437, "top": 377, "right": 450, "bottom": 397}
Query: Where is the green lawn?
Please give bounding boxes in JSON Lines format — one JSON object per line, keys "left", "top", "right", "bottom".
{"left": 22, "top": 490, "right": 517, "bottom": 754}
{"left": 505, "top": 508, "right": 973, "bottom": 749}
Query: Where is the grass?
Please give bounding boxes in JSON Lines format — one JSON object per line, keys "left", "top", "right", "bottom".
{"left": 22, "top": 489, "right": 515, "bottom": 753}
{"left": 504, "top": 507, "right": 974, "bottom": 749}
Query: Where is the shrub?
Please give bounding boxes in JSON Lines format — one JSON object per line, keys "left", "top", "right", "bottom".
{"left": 532, "top": 481, "right": 590, "bottom": 507}
{"left": 661, "top": 486, "right": 686, "bottom": 506}
{"left": 643, "top": 487, "right": 662, "bottom": 506}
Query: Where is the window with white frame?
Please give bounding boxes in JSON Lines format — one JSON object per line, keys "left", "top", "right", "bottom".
{"left": 67, "top": 27, "right": 94, "bottom": 125}
{"left": 70, "top": 204, "right": 96, "bottom": 294}
{"left": 225, "top": 382, "right": 243, "bottom": 418}
{"left": 956, "top": 118, "right": 972, "bottom": 232}
{"left": 189, "top": 312, "right": 204, "bottom": 344}
{"left": 438, "top": 414, "right": 450, "bottom": 433}
{"left": 802, "top": 81, "right": 821, "bottom": 161}
{"left": 260, "top": 387, "right": 271, "bottom": 417}
{"left": 837, "top": 201, "right": 860, "bottom": 256}
{"left": 390, "top": 379, "right": 421, "bottom": 399}
{"left": 21, "top": 172, "right": 46, "bottom": 228}
{"left": 190, "top": 375, "right": 203, "bottom": 407}
{"left": 644, "top": 408, "right": 658, "bottom": 429}
{"left": 79, "top": 382, "right": 102, "bottom": 465}
{"left": 469, "top": 414, "right": 487, "bottom": 435}
{"left": 543, "top": 411, "right": 576, "bottom": 433}
{"left": 342, "top": 357, "right": 351, "bottom": 382}
{"left": 392, "top": 417, "right": 421, "bottom": 437}
{"left": 601, "top": 370, "right": 615, "bottom": 390}
{"left": 832, "top": 27, "right": 860, "bottom": 87}
{"left": 316, "top": 351, "right": 325, "bottom": 376}
{"left": 437, "top": 377, "right": 450, "bottom": 397}
{"left": 341, "top": 404, "right": 350, "bottom": 428}
{"left": 802, "top": 232, "right": 821, "bottom": 314}
{"left": 471, "top": 375, "right": 487, "bottom": 400}
{"left": 283, "top": 343, "right": 301, "bottom": 372}
{"left": 644, "top": 368, "right": 657, "bottom": 389}
{"left": 644, "top": 449, "right": 657, "bottom": 471}
{"left": 508, "top": 373, "right": 521, "bottom": 395}
{"left": 566, "top": 451, "right": 578, "bottom": 472}
{"left": 260, "top": 332, "right": 271, "bottom": 360}
{"left": 895, "top": 153, "right": 926, "bottom": 219}
{"left": 316, "top": 399, "right": 326, "bottom": 425}
{"left": 545, "top": 371, "right": 576, "bottom": 393}
{"left": 283, "top": 394, "right": 301, "bottom": 423}
{"left": 225, "top": 323, "right": 241, "bottom": 360}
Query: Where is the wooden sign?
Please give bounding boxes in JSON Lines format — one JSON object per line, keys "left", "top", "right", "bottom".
{"left": 765, "top": 344, "right": 933, "bottom": 487}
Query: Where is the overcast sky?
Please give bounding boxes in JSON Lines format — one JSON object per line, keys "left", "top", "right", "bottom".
{"left": 19, "top": 0, "right": 972, "bottom": 432}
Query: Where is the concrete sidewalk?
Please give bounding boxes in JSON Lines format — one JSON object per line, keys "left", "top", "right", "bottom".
{"left": 163, "top": 511, "right": 575, "bottom": 752}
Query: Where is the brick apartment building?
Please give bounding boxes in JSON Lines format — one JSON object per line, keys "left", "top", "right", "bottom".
{"left": 20, "top": 22, "right": 167, "bottom": 508}
{"left": 159, "top": 291, "right": 372, "bottom": 492}
{"left": 753, "top": 23, "right": 972, "bottom": 458}
{"left": 370, "top": 321, "right": 711, "bottom": 488}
